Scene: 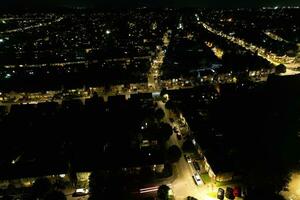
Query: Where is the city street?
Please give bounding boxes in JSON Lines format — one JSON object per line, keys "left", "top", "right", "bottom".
{"left": 280, "top": 172, "right": 300, "bottom": 200}
{"left": 0, "top": 8, "right": 297, "bottom": 200}
{"left": 199, "top": 21, "right": 300, "bottom": 75}
{"left": 158, "top": 101, "right": 216, "bottom": 200}
{"left": 147, "top": 30, "right": 171, "bottom": 90}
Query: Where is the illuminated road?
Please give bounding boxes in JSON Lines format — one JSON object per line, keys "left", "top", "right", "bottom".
{"left": 158, "top": 101, "right": 215, "bottom": 200}
{"left": 280, "top": 172, "right": 300, "bottom": 200}
{"left": 64, "top": 188, "right": 89, "bottom": 200}
{"left": 0, "top": 17, "right": 64, "bottom": 34}
{"left": 3, "top": 60, "right": 87, "bottom": 69}
{"left": 204, "top": 41, "right": 224, "bottom": 59}
{"left": 264, "top": 31, "right": 290, "bottom": 43}
{"left": 3, "top": 55, "right": 151, "bottom": 69}
{"left": 198, "top": 21, "right": 300, "bottom": 75}
{"left": 148, "top": 30, "right": 171, "bottom": 90}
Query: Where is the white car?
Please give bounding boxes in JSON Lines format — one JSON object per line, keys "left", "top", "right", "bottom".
{"left": 73, "top": 188, "right": 89, "bottom": 197}
{"left": 184, "top": 155, "right": 192, "bottom": 163}
{"left": 76, "top": 188, "right": 89, "bottom": 194}
{"left": 193, "top": 173, "right": 203, "bottom": 185}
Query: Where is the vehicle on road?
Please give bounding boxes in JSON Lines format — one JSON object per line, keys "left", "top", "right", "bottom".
{"left": 217, "top": 188, "right": 225, "bottom": 200}
{"left": 192, "top": 161, "right": 201, "bottom": 172}
{"left": 192, "top": 173, "right": 203, "bottom": 185}
{"left": 184, "top": 155, "right": 192, "bottom": 163}
{"left": 72, "top": 188, "right": 89, "bottom": 197}
{"left": 225, "top": 187, "right": 234, "bottom": 200}
{"left": 233, "top": 186, "right": 241, "bottom": 197}
{"left": 187, "top": 196, "right": 198, "bottom": 200}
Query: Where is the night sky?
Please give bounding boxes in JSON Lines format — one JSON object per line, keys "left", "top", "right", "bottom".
{"left": 2, "top": 0, "right": 300, "bottom": 8}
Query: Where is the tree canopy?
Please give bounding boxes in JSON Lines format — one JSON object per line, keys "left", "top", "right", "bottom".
{"left": 44, "top": 191, "right": 66, "bottom": 200}
{"left": 31, "top": 178, "right": 52, "bottom": 199}
{"left": 167, "top": 145, "right": 182, "bottom": 163}
{"left": 158, "top": 123, "right": 173, "bottom": 142}
{"left": 157, "top": 185, "right": 171, "bottom": 200}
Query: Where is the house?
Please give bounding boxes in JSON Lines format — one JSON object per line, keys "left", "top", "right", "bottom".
{"left": 202, "top": 147, "right": 234, "bottom": 182}
{"left": 130, "top": 92, "right": 153, "bottom": 105}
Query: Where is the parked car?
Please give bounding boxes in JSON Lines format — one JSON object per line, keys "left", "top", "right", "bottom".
{"left": 187, "top": 196, "right": 198, "bottom": 200}
{"left": 233, "top": 186, "right": 241, "bottom": 197}
{"left": 225, "top": 187, "right": 234, "bottom": 200}
{"left": 184, "top": 155, "right": 192, "bottom": 163}
{"left": 192, "top": 161, "right": 201, "bottom": 172}
{"left": 192, "top": 173, "right": 203, "bottom": 185}
{"left": 72, "top": 188, "right": 89, "bottom": 197}
{"left": 217, "top": 188, "right": 224, "bottom": 200}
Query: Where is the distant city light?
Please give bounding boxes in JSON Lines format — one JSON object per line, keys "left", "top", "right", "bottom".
{"left": 59, "top": 174, "right": 66, "bottom": 178}
{"left": 177, "top": 23, "right": 183, "bottom": 30}
{"left": 5, "top": 73, "right": 11, "bottom": 79}
{"left": 106, "top": 30, "right": 111, "bottom": 34}
{"left": 0, "top": 39, "right": 3, "bottom": 43}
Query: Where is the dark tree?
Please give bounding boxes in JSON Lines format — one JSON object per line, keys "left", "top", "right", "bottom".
{"left": 182, "top": 139, "right": 196, "bottom": 153}
{"left": 140, "top": 166, "right": 154, "bottom": 180}
{"left": 2, "top": 195, "right": 13, "bottom": 200}
{"left": 89, "top": 170, "right": 134, "bottom": 200}
{"left": 165, "top": 100, "right": 180, "bottom": 115}
{"left": 53, "top": 179, "right": 67, "bottom": 190}
{"left": 89, "top": 171, "right": 106, "bottom": 200}
{"left": 4, "top": 184, "right": 16, "bottom": 197}
{"left": 157, "top": 185, "right": 170, "bottom": 200}
{"left": 68, "top": 161, "right": 78, "bottom": 187}
{"left": 160, "top": 88, "right": 168, "bottom": 97}
{"left": 165, "top": 100, "right": 175, "bottom": 110}
{"left": 155, "top": 108, "right": 165, "bottom": 121}
{"left": 92, "top": 91, "right": 99, "bottom": 99}
{"left": 31, "top": 178, "right": 52, "bottom": 199}
{"left": 158, "top": 123, "right": 173, "bottom": 142}
{"left": 275, "top": 64, "right": 286, "bottom": 74}
{"left": 44, "top": 191, "right": 66, "bottom": 200}
{"left": 244, "top": 186, "right": 286, "bottom": 200}
{"left": 167, "top": 145, "right": 182, "bottom": 163}
{"left": 143, "top": 197, "right": 155, "bottom": 200}
{"left": 161, "top": 163, "right": 173, "bottom": 177}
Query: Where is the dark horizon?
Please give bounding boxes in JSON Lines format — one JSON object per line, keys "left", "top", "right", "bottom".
{"left": 1, "top": 0, "right": 300, "bottom": 10}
